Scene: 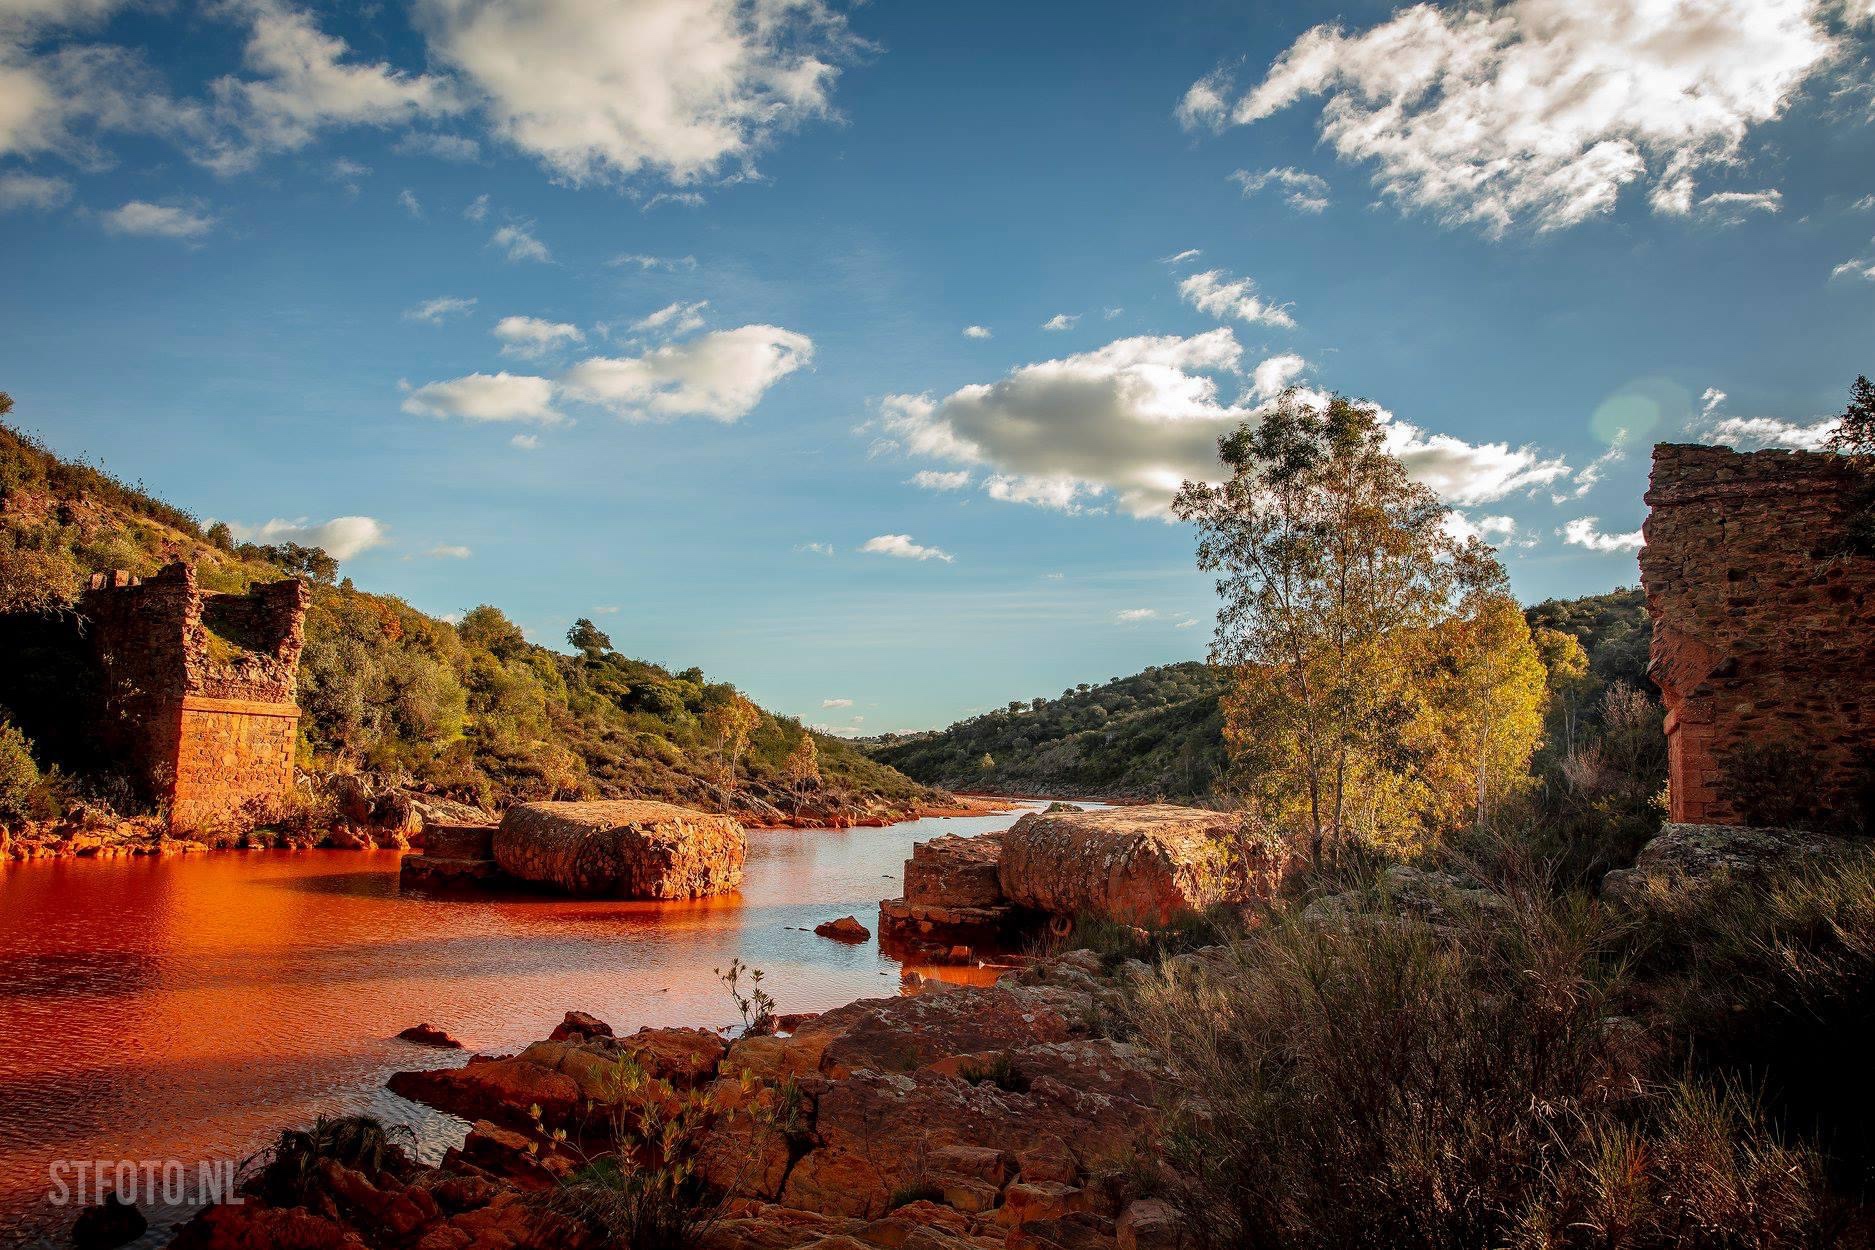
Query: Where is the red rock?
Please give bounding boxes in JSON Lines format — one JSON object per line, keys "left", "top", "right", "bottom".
{"left": 814, "top": 915, "right": 872, "bottom": 943}
{"left": 998, "top": 805, "right": 1281, "bottom": 928}
{"left": 166, "top": 1202, "right": 357, "bottom": 1250}
{"left": 1117, "top": 1199, "right": 1188, "bottom": 1250}
{"left": 492, "top": 799, "right": 745, "bottom": 898}
{"left": 398, "top": 1023, "right": 463, "bottom": 1048}
{"left": 614, "top": 1025, "right": 728, "bottom": 1087}
{"left": 387, "top": 1054, "right": 581, "bottom": 1128}
{"left": 547, "top": 1010, "right": 613, "bottom": 1042}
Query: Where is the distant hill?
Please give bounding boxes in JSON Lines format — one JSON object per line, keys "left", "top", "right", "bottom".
{"left": 867, "top": 662, "right": 1231, "bottom": 802}
{"left": 0, "top": 408, "right": 943, "bottom": 826}
{"left": 871, "top": 591, "right": 1657, "bottom": 805}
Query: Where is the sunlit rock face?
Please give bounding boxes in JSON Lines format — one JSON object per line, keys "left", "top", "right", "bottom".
{"left": 998, "top": 803, "right": 1283, "bottom": 928}
{"left": 491, "top": 799, "right": 745, "bottom": 897}
{"left": 1640, "top": 444, "right": 1875, "bottom": 829}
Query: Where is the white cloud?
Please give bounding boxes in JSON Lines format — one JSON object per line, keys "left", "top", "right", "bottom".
{"left": 860, "top": 534, "right": 953, "bottom": 563}
{"left": 1174, "top": 616, "right": 1199, "bottom": 629}
{"left": 1247, "top": 352, "right": 1307, "bottom": 401}
{"left": 963, "top": 325, "right": 992, "bottom": 339}
{"left": 0, "top": 169, "right": 69, "bottom": 210}
{"left": 1703, "top": 414, "right": 1840, "bottom": 450}
{"left": 632, "top": 299, "right": 709, "bottom": 335}
{"left": 1103, "top": 307, "right": 1124, "bottom": 320}
{"left": 796, "top": 541, "right": 834, "bottom": 556}
{"left": 1443, "top": 512, "right": 1517, "bottom": 544}
{"left": 422, "top": 543, "right": 472, "bottom": 558}
{"left": 228, "top": 514, "right": 386, "bottom": 560}
{"left": 405, "top": 295, "right": 477, "bottom": 323}
{"left": 402, "top": 371, "right": 564, "bottom": 424}
{"left": 870, "top": 329, "right": 1572, "bottom": 521}
{"left": 1115, "top": 608, "right": 1158, "bottom": 623}
{"left": 415, "top": 0, "right": 852, "bottom": 186}
{"left": 494, "top": 314, "right": 584, "bottom": 357}
{"left": 1160, "top": 248, "right": 1201, "bottom": 265}
{"left": 1694, "top": 188, "right": 1782, "bottom": 223}
{"left": 562, "top": 324, "right": 812, "bottom": 421}
{"left": 909, "top": 469, "right": 971, "bottom": 491}
{"left": 1042, "top": 313, "right": 1079, "bottom": 331}
{"left": 396, "top": 131, "right": 479, "bottom": 161}
{"left": 100, "top": 200, "right": 214, "bottom": 238}
{"left": 1560, "top": 517, "right": 1644, "bottom": 553}
{"left": 197, "top": 0, "right": 462, "bottom": 171}
{"left": 820, "top": 697, "right": 853, "bottom": 708}
{"left": 1178, "top": 269, "right": 1295, "bottom": 329}
{"left": 1183, "top": 0, "right": 1850, "bottom": 236}
{"left": 510, "top": 433, "right": 539, "bottom": 450}
{"left": 491, "top": 222, "right": 549, "bottom": 262}
{"left": 397, "top": 187, "right": 422, "bottom": 217}
{"left": 463, "top": 192, "right": 489, "bottom": 221}
{"left": 610, "top": 252, "right": 696, "bottom": 270}
{"left": 1695, "top": 389, "right": 1842, "bottom": 449}
{"left": 1832, "top": 238, "right": 1875, "bottom": 281}
{"left": 1229, "top": 165, "right": 1330, "bottom": 213}
{"left": 1558, "top": 430, "right": 1630, "bottom": 500}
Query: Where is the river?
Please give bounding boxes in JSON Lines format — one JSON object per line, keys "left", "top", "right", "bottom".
{"left": 0, "top": 802, "right": 1053, "bottom": 1246}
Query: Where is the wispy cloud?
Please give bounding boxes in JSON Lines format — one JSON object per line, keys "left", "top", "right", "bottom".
{"left": 101, "top": 200, "right": 214, "bottom": 239}
{"left": 860, "top": 534, "right": 954, "bottom": 562}
{"left": 491, "top": 222, "right": 550, "bottom": 263}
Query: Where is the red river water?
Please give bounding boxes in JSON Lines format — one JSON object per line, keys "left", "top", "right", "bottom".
{"left": 0, "top": 804, "right": 1049, "bottom": 1247}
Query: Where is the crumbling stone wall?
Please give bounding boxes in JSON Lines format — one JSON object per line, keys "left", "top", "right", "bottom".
{"left": 80, "top": 562, "right": 309, "bottom": 831}
{"left": 1640, "top": 444, "right": 1875, "bottom": 826}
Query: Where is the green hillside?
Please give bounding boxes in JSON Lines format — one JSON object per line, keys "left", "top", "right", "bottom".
{"left": 0, "top": 404, "right": 943, "bottom": 826}
{"left": 872, "top": 593, "right": 1658, "bottom": 806}
{"left": 868, "top": 661, "right": 1231, "bottom": 802}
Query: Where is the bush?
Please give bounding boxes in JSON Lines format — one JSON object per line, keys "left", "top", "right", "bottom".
{"left": 0, "top": 720, "right": 43, "bottom": 825}
{"left": 1127, "top": 881, "right": 1839, "bottom": 1249}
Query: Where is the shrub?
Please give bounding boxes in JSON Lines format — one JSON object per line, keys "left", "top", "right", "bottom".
{"left": 0, "top": 720, "right": 43, "bottom": 825}
{"left": 1126, "top": 882, "right": 1837, "bottom": 1249}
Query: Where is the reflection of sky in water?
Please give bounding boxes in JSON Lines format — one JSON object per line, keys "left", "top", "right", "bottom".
{"left": 0, "top": 803, "right": 1061, "bottom": 1247}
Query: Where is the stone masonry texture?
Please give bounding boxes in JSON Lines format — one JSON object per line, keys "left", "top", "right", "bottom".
{"left": 80, "top": 562, "right": 309, "bottom": 831}
{"left": 1640, "top": 444, "right": 1875, "bottom": 827}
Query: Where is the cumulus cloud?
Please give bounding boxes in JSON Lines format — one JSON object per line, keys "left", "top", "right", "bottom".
{"left": 494, "top": 315, "right": 584, "bottom": 357}
{"left": 1695, "top": 390, "right": 1842, "bottom": 449}
{"left": 562, "top": 324, "right": 813, "bottom": 422}
{"left": 491, "top": 222, "right": 550, "bottom": 262}
{"left": 228, "top": 514, "right": 386, "bottom": 560}
{"left": 1178, "top": 269, "right": 1295, "bottom": 328}
{"left": 860, "top": 534, "right": 953, "bottom": 563}
{"left": 633, "top": 299, "right": 709, "bottom": 335}
{"left": 415, "top": 0, "right": 852, "bottom": 186}
{"left": 1042, "top": 313, "right": 1079, "bottom": 331}
{"left": 909, "top": 469, "right": 971, "bottom": 491}
{"left": 870, "top": 329, "right": 1571, "bottom": 520}
{"left": 1229, "top": 165, "right": 1330, "bottom": 213}
{"left": 1181, "top": 0, "right": 1852, "bottom": 236}
{"left": 1560, "top": 517, "right": 1644, "bottom": 553}
{"left": 1247, "top": 352, "right": 1308, "bottom": 401}
{"left": 0, "top": 170, "right": 70, "bottom": 210}
{"left": 100, "top": 200, "right": 214, "bottom": 237}
{"left": 402, "top": 371, "right": 564, "bottom": 423}
{"left": 963, "top": 325, "right": 991, "bottom": 339}
{"left": 405, "top": 295, "right": 477, "bottom": 323}
{"left": 1115, "top": 608, "right": 1158, "bottom": 623}
{"left": 1443, "top": 512, "right": 1517, "bottom": 545}
{"left": 820, "top": 697, "right": 853, "bottom": 708}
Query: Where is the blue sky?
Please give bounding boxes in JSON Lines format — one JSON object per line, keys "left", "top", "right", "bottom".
{"left": 3, "top": 0, "right": 1874, "bottom": 733}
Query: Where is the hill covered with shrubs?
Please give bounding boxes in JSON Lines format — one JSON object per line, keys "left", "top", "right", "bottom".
{"left": 0, "top": 401, "right": 943, "bottom": 828}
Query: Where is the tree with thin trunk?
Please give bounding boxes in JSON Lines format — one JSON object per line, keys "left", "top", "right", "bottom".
{"left": 702, "top": 694, "right": 761, "bottom": 805}
{"left": 784, "top": 732, "right": 820, "bottom": 801}
{"left": 1174, "top": 391, "right": 1542, "bottom": 862}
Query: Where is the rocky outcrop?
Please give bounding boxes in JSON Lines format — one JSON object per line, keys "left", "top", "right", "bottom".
{"left": 1602, "top": 822, "right": 1858, "bottom": 910}
{"left": 491, "top": 799, "right": 745, "bottom": 898}
{"left": 396, "top": 1022, "right": 462, "bottom": 1048}
{"left": 1640, "top": 444, "right": 1875, "bottom": 828}
{"left": 814, "top": 915, "right": 871, "bottom": 943}
{"left": 880, "top": 832, "right": 1020, "bottom": 961}
{"left": 999, "top": 804, "right": 1281, "bottom": 928}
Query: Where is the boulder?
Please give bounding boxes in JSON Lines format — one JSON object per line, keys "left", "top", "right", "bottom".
{"left": 999, "top": 805, "right": 1280, "bottom": 928}
{"left": 880, "top": 832, "right": 1019, "bottom": 959}
{"left": 548, "top": 1009, "right": 614, "bottom": 1041}
{"left": 396, "top": 1022, "right": 463, "bottom": 1048}
{"left": 72, "top": 1196, "right": 145, "bottom": 1250}
{"left": 815, "top": 915, "right": 872, "bottom": 943}
{"left": 1602, "top": 822, "right": 1857, "bottom": 910}
{"left": 906, "top": 833, "right": 1007, "bottom": 908}
{"left": 492, "top": 799, "right": 745, "bottom": 898}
